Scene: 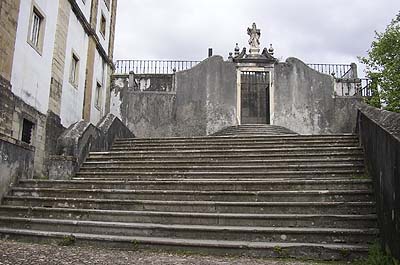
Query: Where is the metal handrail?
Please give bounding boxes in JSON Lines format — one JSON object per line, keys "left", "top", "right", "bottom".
{"left": 115, "top": 60, "right": 201, "bottom": 75}
{"left": 307, "top": 63, "right": 352, "bottom": 78}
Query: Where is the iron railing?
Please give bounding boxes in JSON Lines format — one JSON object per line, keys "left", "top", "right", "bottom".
{"left": 307, "top": 63, "right": 352, "bottom": 78}
{"left": 335, "top": 78, "right": 373, "bottom": 97}
{"left": 115, "top": 60, "right": 201, "bottom": 75}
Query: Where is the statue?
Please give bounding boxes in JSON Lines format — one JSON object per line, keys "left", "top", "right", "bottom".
{"left": 247, "top": 23, "right": 261, "bottom": 55}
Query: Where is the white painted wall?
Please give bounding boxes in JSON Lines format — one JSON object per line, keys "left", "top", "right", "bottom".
{"left": 89, "top": 51, "right": 107, "bottom": 125}
{"left": 96, "top": 0, "right": 111, "bottom": 54}
{"left": 59, "top": 8, "right": 89, "bottom": 127}
{"left": 11, "top": 0, "right": 60, "bottom": 114}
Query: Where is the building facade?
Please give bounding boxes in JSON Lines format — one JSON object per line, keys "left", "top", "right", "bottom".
{"left": 0, "top": 0, "right": 118, "bottom": 177}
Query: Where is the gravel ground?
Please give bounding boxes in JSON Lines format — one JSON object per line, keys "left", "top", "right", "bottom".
{"left": 0, "top": 240, "right": 353, "bottom": 265}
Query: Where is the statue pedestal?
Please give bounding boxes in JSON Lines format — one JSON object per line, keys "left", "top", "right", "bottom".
{"left": 248, "top": 48, "right": 260, "bottom": 56}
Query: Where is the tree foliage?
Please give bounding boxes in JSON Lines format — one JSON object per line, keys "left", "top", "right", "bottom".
{"left": 360, "top": 12, "right": 400, "bottom": 112}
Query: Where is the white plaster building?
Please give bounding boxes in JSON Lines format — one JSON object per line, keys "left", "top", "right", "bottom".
{"left": 0, "top": 0, "right": 118, "bottom": 176}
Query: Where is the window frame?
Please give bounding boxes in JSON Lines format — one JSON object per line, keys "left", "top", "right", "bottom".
{"left": 95, "top": 81, "right": 102, "bottom": 110}
{"left": 99, "top": 12, "right": 107, "bottom": 39}
{"left": 69, "top": 52, "right": 80, "bottom": 89}
{"left": 27, "top": 3, "right": 46, "bottom": 55}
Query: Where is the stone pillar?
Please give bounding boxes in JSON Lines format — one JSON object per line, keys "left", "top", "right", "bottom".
{"left": 48, "top": 0, "right": 71, "bottom": 115}
{"left": 82, "top": 0, "right": 99, "bottom": 121}
{"left": 104, "top": 0, "right": 118, "bottom": 114}
{"left": 0, "top": 0, "right": 21, "bottom": 82}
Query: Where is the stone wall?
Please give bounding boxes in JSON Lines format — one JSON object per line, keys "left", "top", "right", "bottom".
{"left": 49, "top": 0, "right": 71, "bottom": 115}
{"left": 0, "top": 134, "right": 34, "bottom": 201}
{"left": 111, "top": 56, "right": 237, "bottom": 137}
{"left": 0, "top": 77, "right": 14, "bottom": 137}
{"left": 49, "top": 113, "right": 134, "bottom": 179}
{"left": 273, "top": 58, "right": 361, "bottom": 134}
{"left": 0, "top": 0, "right": 20, "bottom": 81}
{"left": 0, "top": 81, "right": 47, "bottom": 177}
{"left": 357, "top": 103, "right": 400, "bottom": 259}
{"left": 175, "top": 56, "right": 237, "bottom": 136}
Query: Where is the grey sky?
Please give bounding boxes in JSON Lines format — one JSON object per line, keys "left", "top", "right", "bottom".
{"left": 114, "top": 0, "right": 400, "bottom": 76}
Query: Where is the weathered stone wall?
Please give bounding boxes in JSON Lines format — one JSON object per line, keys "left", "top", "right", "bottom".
{"left": 49, "top": 0, "right": 71, "bottom": 115}
{"left": 0, "top": 77, "right": 14, "bottom": 137}
{"left": 0, "top": 81, "right": 47, "bottom": 177}
{"left": 0, "top": 0, "right": 20, "bottom": 81}
{"left": 122, "top": 92, "right": 176, "bottom": 138}
{"left": 49, "top": 113, "right": 133, "bottom": 179}
{"left": 357, "top": 103, "right": 400, "bottom": 260}
{"left": 0, "top": 134, "right": 34, "bottom": 201}
{"left": 111, "top": 56, "right": 237, "bottom": 137}
{"left": 273, "top": 58, "right": 361, "bottom": 134}
{"left": 175, "top": 56, "right": 237, "bottom": 136}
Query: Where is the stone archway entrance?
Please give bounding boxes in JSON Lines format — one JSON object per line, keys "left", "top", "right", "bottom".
{"left": 240, "top": 71, "right": 270, "bottom": 124}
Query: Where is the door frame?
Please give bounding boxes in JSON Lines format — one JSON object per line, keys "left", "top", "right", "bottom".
{"left": 236, "top": 66, "right": 274, "bottom": 125}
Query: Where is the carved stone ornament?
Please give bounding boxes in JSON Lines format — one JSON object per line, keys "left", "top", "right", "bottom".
{"left": 247, "top": 23, "right": 261, "bottom": 55}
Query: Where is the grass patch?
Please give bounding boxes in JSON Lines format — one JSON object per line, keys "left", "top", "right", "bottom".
{"left": 58, "top": 235, "right": 76, "bottom": 246}
{"left": 355, "top": 244, "right": 399, "bottom": 265}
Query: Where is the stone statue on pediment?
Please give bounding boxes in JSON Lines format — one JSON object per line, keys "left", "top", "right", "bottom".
{"left": 247, "top": 23, "right": 261, "bottom": 55}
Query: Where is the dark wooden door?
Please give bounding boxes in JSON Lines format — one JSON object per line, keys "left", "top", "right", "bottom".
{"left": 240, "top": 71, "right": 270, "bottom": 124}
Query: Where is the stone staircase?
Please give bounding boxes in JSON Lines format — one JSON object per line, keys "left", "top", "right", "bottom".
{"left": 212, "top": 124, "right": 298, "bottom": 136}
{"left": 0, "top": 125, "right": 378, "bottom": 260}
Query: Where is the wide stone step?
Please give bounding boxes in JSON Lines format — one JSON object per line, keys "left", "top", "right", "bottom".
{"left": 2, "top": 196, "right": 376, "bottom": 214}
{"left": 18, "top": 178, "right": 372, "bottom": 191}
{"left": 110, "top": 143, "right": 359, "bottom": 151}
{"left": 87, "top": 152, "right": 364, "bottom": 162}
{"left": 82, "top": 158, "right": 364, "bottom": 168}
{"left": 0, "top": 228, "right": 370, "bottom": 260}
{"left": 75, "top": 169, "right": 364, "bottom": 179}
{"left": 112, "top": 139, "right": 359, "bottom": 148}
{"left": 10, "top": 188, "right": 373, "bottom": 202}
{"left": 89, "top": 147, "right": 364, "bottom": 157}
{"left": 115, "top": 135, "right": 357, "bottom": 143}
{"left": 0, "top": 217, "right": 379, "bottom": 244}
{"left": 76, "top": 168, "right": 363, "bottom": 180}
{"left": 78, "top": 163, "right": 364, "bottom": 172}
{"left": 0, "top": 206, "right": 377, "bottom": 229}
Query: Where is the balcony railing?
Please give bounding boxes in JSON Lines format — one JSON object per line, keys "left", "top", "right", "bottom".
{"left": 115, "top": 60, "right": 201, "bottom": 75}
{"left": 307, "top": 64, "right": 352, "bottom": 78}
{"left": 335, "top": 78, "right": 373, "bottom": 97}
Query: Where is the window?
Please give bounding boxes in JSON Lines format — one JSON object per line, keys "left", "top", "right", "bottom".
{"left": 21, "top": 119, "right": 34, "bottom": 144}
{"left": 100, "top": 13, "right": 106, "bottom": 37}
{"left": 28, "top": 5, "right": 45, "bottom": 53}
{"left": 70, "top": 53, "right": 79, "bottom": 88}
{"left": 102, "top": 61, "right": 106, "bottom": 85}
{"left": 95, "top": 82, "right": 102, "bottom": 109}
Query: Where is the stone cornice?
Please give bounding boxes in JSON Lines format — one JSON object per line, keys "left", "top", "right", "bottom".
{"left": 68, "top": 0, "right": 115, "bottom": 69}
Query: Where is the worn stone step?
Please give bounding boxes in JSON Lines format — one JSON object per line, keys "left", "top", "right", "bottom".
{"left": 0, "top": 206, "right": 377, "bottom": 229}
{"left": 115, "top": 135, "right": 358, "bottom": 143}
{"left": 112, "top": 139, "right": 359, "bottom": 148}
{"left": 82, "top": 158, "right": 364, "bottom": 168}
{"left": 78, "top": 163, "right": 364, "bottom": 172}
{"left": 0, "top": 217, "right": 379, "bottom": 244}
{"left": 2, "top": 196, "right": 376, "bottom": 215}
{"left": 10, "top": 188, "right": 373, "bottom": 202}
{"left": 75, "top": 168, "right": 364, "bottom": 180}
{"left": 75, "top": 169, "right": 364, "bottom": 179}
{"left": 89, "top": 147, "right": 364, "bottom": 157}
{"left": 110, "top": 143, "right": 360, "bottom": 151}
{"left": 18, "top": 178, "right": 373, "bottom": 191}
{"left": 0, "top": 228, "right": 370, "bottom": 260}
{"left": 87, "top": 152, "right": 364, "bottom": 162}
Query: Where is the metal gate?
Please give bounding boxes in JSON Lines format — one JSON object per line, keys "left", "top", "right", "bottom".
{"left": 240, "top": 71, "right": 270, "bottom": 124}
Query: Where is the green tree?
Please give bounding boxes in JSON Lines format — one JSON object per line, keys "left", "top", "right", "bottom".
{"left": 360, "top": 12, "right": 400, "bottom": 113}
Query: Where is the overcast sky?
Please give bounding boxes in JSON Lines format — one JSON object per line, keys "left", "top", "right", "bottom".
{"left": 114, "top": 0, "right": 399, "bottom": 76}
